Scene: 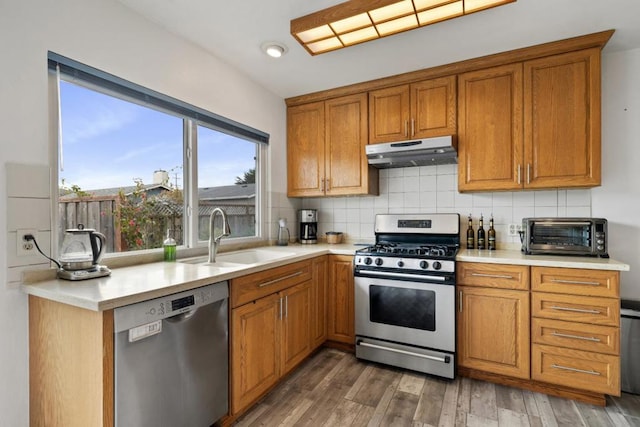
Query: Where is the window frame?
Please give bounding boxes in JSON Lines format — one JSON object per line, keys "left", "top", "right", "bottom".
{"left": 48, "top": 52, "right": 269, "bottom": 261}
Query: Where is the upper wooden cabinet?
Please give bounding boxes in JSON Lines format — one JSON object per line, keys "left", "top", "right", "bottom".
{"left": 287, "top": 93, "right": 378, "bottom": 197}
{"left": 369, "top": 76, "right": 457, "bottom": 144}
{"left": 458, "top": 48, "right": 602, "bottom": 192}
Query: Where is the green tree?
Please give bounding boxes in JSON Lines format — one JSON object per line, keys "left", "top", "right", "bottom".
{"left": 235, "top": 168, "right": 255, "bottom": 184}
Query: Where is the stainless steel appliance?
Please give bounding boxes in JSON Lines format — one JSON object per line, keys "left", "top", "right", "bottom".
{"left": 355, "top": 213, "right": 460, "bottom": 379}
{"left": 365, "top": 135, "right": 457, "bottom": 168}
{"left": 114, "top": 281, "right": 229, "bottom": 426}
{"left": 521, "top": 217, "right": 608, "bottom": 258}
{"left": 621, "top": 299, "right": 640, "bottom": 394}
{"left": 299, "top": 209, "right": 318, "bottom": 244}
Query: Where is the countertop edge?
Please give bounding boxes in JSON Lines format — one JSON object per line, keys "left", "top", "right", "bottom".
{"left": 21, "top": 246, "right": 630, "bottom": 312}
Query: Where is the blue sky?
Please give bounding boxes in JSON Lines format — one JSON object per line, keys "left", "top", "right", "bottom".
{"left": 59, "top": 80, "right": 256, "bottom": 191}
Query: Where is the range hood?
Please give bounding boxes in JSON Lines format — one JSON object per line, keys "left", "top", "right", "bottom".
{"left": 366, "top": 136, "right": 457, "bottom": 169}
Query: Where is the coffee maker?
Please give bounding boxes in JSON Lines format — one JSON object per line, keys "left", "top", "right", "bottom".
{"left": 299, "top": 209, "right": 318, "bottom": 244}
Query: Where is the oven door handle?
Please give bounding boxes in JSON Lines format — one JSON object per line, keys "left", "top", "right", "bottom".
{"left": 356, "top": 270, "right": 447, "bottom": 282}
{"left": 357, "top": 340, "right": 451, "bottom": 364}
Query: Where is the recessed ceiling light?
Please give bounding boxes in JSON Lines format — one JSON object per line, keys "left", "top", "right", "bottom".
{"left": 261, "top": 42, "right": 288, "bottom": 58}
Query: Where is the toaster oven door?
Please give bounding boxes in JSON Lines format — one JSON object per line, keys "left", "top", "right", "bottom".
{"left": 525, "top": 220, "right": 600, "bottom": 255}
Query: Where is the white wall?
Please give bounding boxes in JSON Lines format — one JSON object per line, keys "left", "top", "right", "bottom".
{"left": 594, "top": 47, "right": 640, "bottom": 300}
{"left": 0, "top": 1, "right": 286, "bottom": 425}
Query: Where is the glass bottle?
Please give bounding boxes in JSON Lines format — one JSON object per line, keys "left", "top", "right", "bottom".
{"left": 466, "top": 214, "right": 475, "bottom": 249}
{"left": 477, "top": 214, "right": 486, "bottom": 250}
{"left": 488, "top": 214, "right": 496, "bottom": 250}
{"left": 163, "top": 228, "right": 176, "bottom": 261}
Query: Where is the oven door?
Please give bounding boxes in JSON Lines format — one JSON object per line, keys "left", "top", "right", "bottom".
{"left": 354, "top": 275, "right": 455, "bottom": 353}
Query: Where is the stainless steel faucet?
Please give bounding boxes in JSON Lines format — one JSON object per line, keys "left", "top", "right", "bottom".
{"left": 208, "top": 207, "right": 231, "bottom": 263}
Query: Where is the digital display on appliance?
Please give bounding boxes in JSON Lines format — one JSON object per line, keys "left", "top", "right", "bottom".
{"left": 171, "top": 295, "right": 195, "bottom": 311}
{"left": 397, "top": 220, "right": 432, "bottom": 229}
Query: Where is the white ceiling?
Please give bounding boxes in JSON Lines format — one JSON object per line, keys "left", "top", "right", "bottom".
{"left": 116, "top": 0, "right": 640, "bottom": 99}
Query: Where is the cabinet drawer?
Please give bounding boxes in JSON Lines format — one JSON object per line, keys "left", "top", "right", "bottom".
{"left": 532, "top": 292, "right": 619, "bottom": 326}
{"left": 457, "top": 262, "right": 529, "bottom": 290}
{"left": 231, "top": 260, "right": 312, "bottom": 308}
{"left": 532, "top": 344, "right": 620, "bottom": 396}
{"left": 532, "top": 267, "right": 619, "bottom": 298}
{"left": 532, "top": 318, "right": 619, "bottom": 355}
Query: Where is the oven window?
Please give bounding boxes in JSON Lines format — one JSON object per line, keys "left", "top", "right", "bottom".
{"left": 369, "top": 285, "right": 436, "bottom": 331}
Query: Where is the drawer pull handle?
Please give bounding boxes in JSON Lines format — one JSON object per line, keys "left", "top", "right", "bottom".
{"left": 551, "top": 331, "right": 601, "bottom": 342}
{"left": 549, "top": 305, "right": 600, "bottom": 315}
{"left": 551, "top": 364, "right": 601, "bottom": 376}
{"left": 551, "top": 279, "right": 601, "bottom": 286}
{"left": 470, "top": 273, "right": 514, "bottom": 279}
{"left": 259, "top": 271, "right": 303, "bottom": 288}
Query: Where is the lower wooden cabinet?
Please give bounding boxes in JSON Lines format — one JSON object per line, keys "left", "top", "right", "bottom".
{"left": 280, "top": 282, "right": 312, "bottom": 375}
{"left": 311, "top": 256, "right": 328, "bottom": 349}
{"left": 457, "top": 286, "right": 530, "bottom": 379}
{"left": 327, "top": 255, "right": 355, "bottom": 344}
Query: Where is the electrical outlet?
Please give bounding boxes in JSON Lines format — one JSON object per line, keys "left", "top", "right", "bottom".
{"left": 16, "top": 229, "right": 37, "bottom": 256}
{"left": 508, "top": 223, "right": 523, "bottom": 236}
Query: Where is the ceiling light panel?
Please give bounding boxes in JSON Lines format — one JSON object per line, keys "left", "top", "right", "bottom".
{"left": 330, "top": 13, "right": 372, "bottom": 34}
{"left": 376, "top": 15, "right": 419, "bottom": 36}
{"left": 369, "top": 1, "right": 415, "bottom": 23}
{"left": 417, "top": 1, "right": 463, "bottom": 25}
{"left": 290, "top": 0, "right": 516, "bottom": 55}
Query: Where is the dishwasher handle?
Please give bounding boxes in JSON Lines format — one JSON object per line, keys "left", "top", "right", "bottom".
{"left": 165, "top": 309, "right": 197, "bottom": 323}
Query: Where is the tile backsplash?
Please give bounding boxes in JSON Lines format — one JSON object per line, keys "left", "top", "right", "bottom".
{"left": 300, "top": 165, "right": 592, "bottom": 245}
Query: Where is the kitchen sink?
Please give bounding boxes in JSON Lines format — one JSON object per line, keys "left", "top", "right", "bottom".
{"left": 180, "top": 248, "right": 296, "bottom": 266}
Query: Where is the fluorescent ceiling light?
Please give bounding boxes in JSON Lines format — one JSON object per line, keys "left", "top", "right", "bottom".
{"left": 291, "top": 0, "right": 516, "bottom": 55}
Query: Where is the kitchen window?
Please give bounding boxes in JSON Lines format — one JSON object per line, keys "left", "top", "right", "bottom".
{"left": 49, "top": 52, "right": 268, "bottom": 257}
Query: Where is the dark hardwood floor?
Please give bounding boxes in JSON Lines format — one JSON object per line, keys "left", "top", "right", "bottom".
{"left": 233, "top": 348, "right": 640, "bottom": 427}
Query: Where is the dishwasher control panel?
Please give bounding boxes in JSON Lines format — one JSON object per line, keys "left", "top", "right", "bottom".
{"left": 114, "top": 281, "right": 229, "bottom": 333}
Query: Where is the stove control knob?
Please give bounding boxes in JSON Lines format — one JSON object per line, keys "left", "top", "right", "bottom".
{"left": 375, "top": 258, "right": 383, "bottom": 266}
{"left": 419, "top": 260, "right": 429, "bottom": 269}
{"left": 364, "top": 257, "right": 372, "bottom": 265}
{"left": 432, "top": 261, "right": 442, "bottom": 270}
{"left": 397, "top": 260, "right": 404, "bottom": 268}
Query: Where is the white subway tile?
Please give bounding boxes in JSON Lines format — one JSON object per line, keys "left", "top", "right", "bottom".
{"left": 360, "top": 209, "right": 375, "bottom": 224}
{"left": 387, "top": 168, "right": 404, "bottom": 178}
{"left": 566, "top": 206, "right": 592, "bottom": 217}
{"left": 513, "top": 191, "right": 535, "bottom": 206}
{"left": 6, "top": 163, "right": 51, "bottom": 198}
{"left": 404, "top": 192, "right": 420, "bottom": 208}
{"left": 437, "top": 174, "right": 456, "bottom": 191}
{"left": 436, "top": 164, "right": 456, "bottom": 175}
{"left": 419, "top": 165, "right": 437, "bottom": 176}
{"left": 346, "top": 208, "right": 360, "bottom": 223}
{"left": 420, "top": 192, "right": 437, "bottom": 209}
{"left": 388, "top": 177, "right": 404, "bottom": 193}
{"left": 534, "top": 190, "right": 558, "bottom": 206}
{"left": 374, "top": 195, "right": 389, "bottom": 211}
{"left": 454, "top": 192, "right": 473, "bottom": 209}
{"left": 419, "top": 175, "right": 437, "bottom": 191}
{"left": 389, "top": 193, "right": 404, "bottom": 210}
{"left": 7, "top": 198, "right": 51, "bottom": 231}
{"left": 346, "top": 197, "right": 360, "bottom": 209}
{"left": 437, "top": 191, "right": 455, "bottom": 208}
{"left": 333, "top": 208, "right": 347, "bottom": 223}
{"left": 404, "top": 176, "right": 420, "bottom": 192}
{"left": 513, "top": 207, "right": 535, "bottom": 222}
{"left": 360, "top": 197, "right": 374, "bottom": 208}
{"left": 566, "top": 189, "right": 592, "bottom": 206}
{"left": 472, "top": 193, "right": 493, "bottom": 208}
{"left": 403, "top": 167, "right": 419, "bottom": 177}
{"left": 333, "top": 197, "right": 347, "bottom": 209}
{"left": 491, "top": 207, "right": 512, "bottom": 225}
{"left": 378, "top": 176, "right": 389, "bottom": 194}
{"left": 492, "top": 192, "right": 514, "bottom": 207}
{"left": 534, "top": 206, "right": 558, "bottom": 217}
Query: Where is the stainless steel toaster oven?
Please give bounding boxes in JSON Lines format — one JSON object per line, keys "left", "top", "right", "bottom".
{"left": 521, "top": 218, "right": 608, "bottom": 258}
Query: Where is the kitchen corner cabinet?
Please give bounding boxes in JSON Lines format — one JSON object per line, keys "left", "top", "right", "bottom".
{"left": 327, "top": 255, "right": 355, "bottom": 344}
{"left": 287, "top": 93, "right": 378, "bottom": 197}
{"left": 457, "top": 262, "right": 531, "bottom": 379}
{"left": 230, "top": 260, "right": 312, "bottom": 415}
{"left": 458, "top": 48, "right": 602, "bottom": 192}
{"left": 369, "top": 76, "right": 457, "bottom": 144}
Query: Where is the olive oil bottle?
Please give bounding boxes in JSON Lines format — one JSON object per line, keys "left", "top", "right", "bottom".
{"left": 488, "top": 214, "right": 496, "bottom": 250}
{"left": 477, "top": 214, "right": 486, "bottom": 250}
{"left": 466, "top": 214, "right": 475, "bottom": 249}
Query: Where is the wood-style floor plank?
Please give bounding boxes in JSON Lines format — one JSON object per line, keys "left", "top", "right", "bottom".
{"left": 232, "top": 348, "right": 640, "bottom": 427}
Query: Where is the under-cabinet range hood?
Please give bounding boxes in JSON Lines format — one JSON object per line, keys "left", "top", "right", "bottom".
{"left": 366, "top": 135, "right": 457, "bottom": 169}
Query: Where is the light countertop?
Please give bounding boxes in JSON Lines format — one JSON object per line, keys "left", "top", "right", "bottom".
{"left": 22, "top": 244, "right": 629, "bottom": 312}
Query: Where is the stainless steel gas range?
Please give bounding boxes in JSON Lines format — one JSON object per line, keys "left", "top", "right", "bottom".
{"left": 354, "top": 213, "right": 460, "bottom": 379}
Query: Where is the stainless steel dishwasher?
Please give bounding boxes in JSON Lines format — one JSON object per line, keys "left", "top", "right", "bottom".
{"left": 114, "top": 281, "right": 228, "bottom": 426}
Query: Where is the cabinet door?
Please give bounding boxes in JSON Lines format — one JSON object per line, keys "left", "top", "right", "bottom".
{"left": 524, "top": 48, "right": 601, "bottom": 188}
{"left": 369, "top": 85, "right": 410, "bottom": 144}
{"left": 231, "top": 293, "right": 280, "bottom": 414}
{"left": 458, "top": 286, "right": 530, "bottom": 379}
{"left": 458, "top": 64, "right": 523, "bottom": 192}
{"left": 280, "top": 281, "right": 312, "bottom": 375}
{"left": 327, "top": 255, "right": 355, "bottom": 344}
{"left": 287, "top": 101, "right": 325, "bottom": 197}
{"left": 411, "top": 76, "right": 457, "bottom": 139}
{"left": 325, "top": 93, "right": 378, "bottom": 196}
{"left": 311, "top": 256, "right": 328, "bottom": 349}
